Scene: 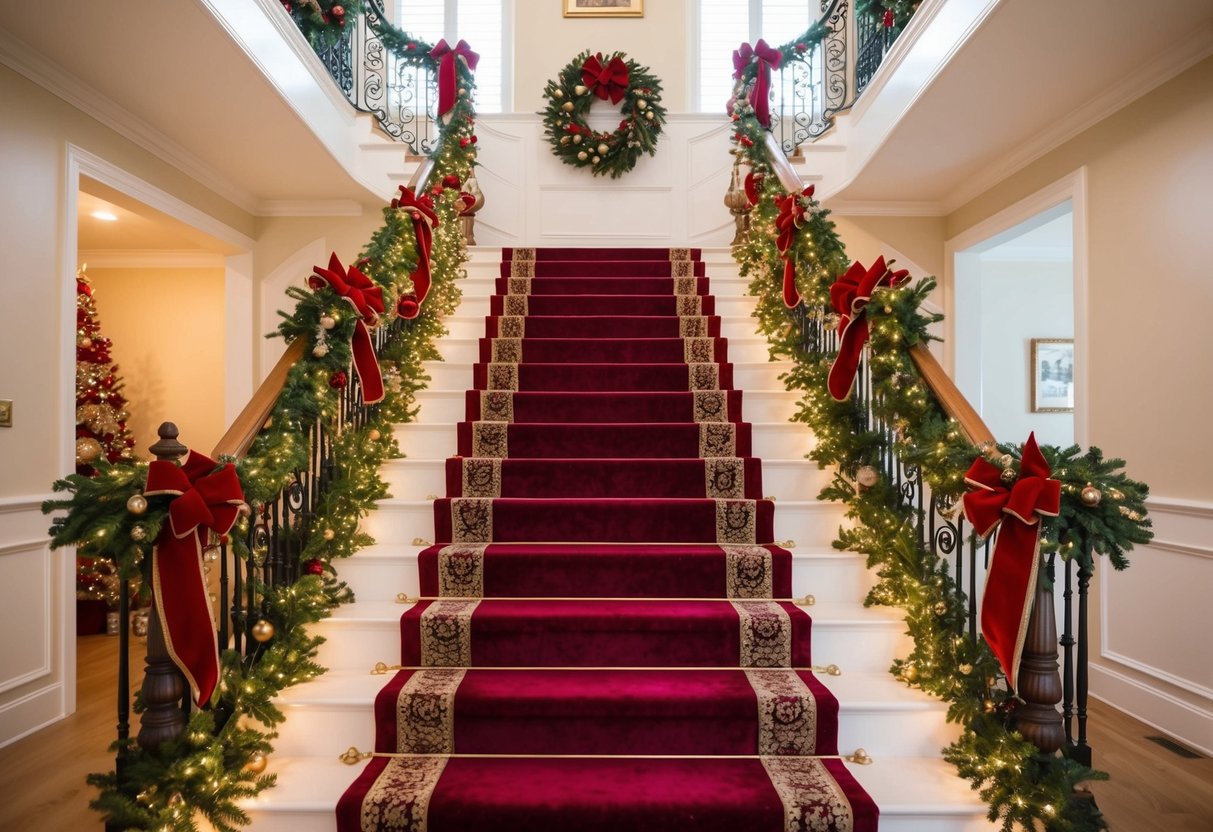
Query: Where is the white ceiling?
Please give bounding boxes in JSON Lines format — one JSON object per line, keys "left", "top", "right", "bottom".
{"left": 78, "top": 177, "right": 232, "bottom": 253}
{"left": 834, "top": 0, "right": 1213, "bottom": 210}
{"left": 0, "top": 0, "right": 380, "bottom": 212}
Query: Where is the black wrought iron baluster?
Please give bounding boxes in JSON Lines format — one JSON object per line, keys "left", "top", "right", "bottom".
{"left": 117, "top": 577, "right": 130, "bottom": 740}
{"left": 1074, "top": 557, "right": 1093, "bottom": 766}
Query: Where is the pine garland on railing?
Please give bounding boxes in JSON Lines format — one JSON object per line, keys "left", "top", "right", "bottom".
{"left": 730, "top": 82, "right": 1151, "bottom": 829}
{"left": 42, "top": 9, "right": 478, "bottom": 829}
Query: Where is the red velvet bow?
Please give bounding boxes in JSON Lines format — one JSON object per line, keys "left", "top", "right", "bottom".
{"left": 144, "top": 450, "right": 244, "bottom": 706}
{"left": 309, "top": 253, "right": 386, "bottom": 404}
{"left": 733, "top": 39, "right": 782, "bottom": 127}
{"left": 826, "top": 256, "right": 910, "bottom": 400}
{"left": 429, "top": 39, "right": 479, "bottom": 119}
{"left": 962, "top": 433, "right": 1061, "bottom": 688}
{"left": 390, "top": 187, "right": 440, "bottom": 321}
{"left": 581, "top": 53, "right": 630, "bottom": 105}
{"left": 743, "top": 171, "right": 763, "bottom": 207}
{"left": 774, "top": 185, "right": 816, "bottom": 309}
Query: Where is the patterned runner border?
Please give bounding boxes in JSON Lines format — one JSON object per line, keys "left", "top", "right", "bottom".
{"left": 700, "top": 422, "right": 736, "bottom": 457}
{"left": 471, "top": 421, "right": 509, "bottom": 458}
{"left": 689, "top": 362, "right": 720, "bottom": 391}
{"left": 450, "top": 498, "right": 494, "bottom": 543}
{"left": 684, "top": 337, "right": 715, "bottom": 364}
{"left": 705, "top": 457, "right": 745, "bottom": 499}
{"left": 480, "top": 390, "right": 514, "bottom": 423}
{"left": 723, "top": 545, "right": 773, "bottom": 598}
{"left": 761, "top": 757, "right": 855, "bottom": 832}
{"left": 745, "top": 669, "right": 818, "bottom": 756}
{"left": 503, "top": 295, "right": 528, "bottom": 316}
{"left": 680, "top": 316, "right": 708, "bottom": 337}
{"left": 396, "top": 668, "right": 467, "bottom": 754}
{"left": 717, "top": 499, "right": 757, "bottom": 544}
{"left": 486, "top": 363, "right": 519, "bottom": 391}
{"left": 420, "top": 599, "right": 481, "bottom": 666}
{"left": 461, "top": 458, "right": 502, "bottom": 499}
{"left": 360, "top": 756, "right": 448, "bottom": 832}
{"left": 437, "top": 544, "right": 487, "bottom": 596}
{"left": 499, "top": 316, "right": 525, "bottom": 338}
{"left": 491, "top": 338, "right": 523, "bottom": 363}
{"left": 733, "top": 600, "right": 792, "bottom": 667}
{"left": 507, "top": 277, "right": 532, "bottom": 295}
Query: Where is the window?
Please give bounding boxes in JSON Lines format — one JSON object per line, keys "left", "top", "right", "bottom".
{"left": 396, "top": 0, "right": 511, "bottom": 113}
{"left": 696, "top": 0, "right": 812, "bottom": 113}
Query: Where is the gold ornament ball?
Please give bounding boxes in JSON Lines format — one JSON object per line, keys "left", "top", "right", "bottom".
{"left": 560, "top": 136, "right": 571, "bottom": 145}
{"left": 959, "top": 663, "right": 974, "bottom": 675}
{"left": 574, "top": 84, "right": 587, "bottom": 95}
{"left": 645, "top": 111, "right": 654, "bottom": 120}
{"left": 902, "top": 664, "right": 918, "bottom": 682}
{"left": 983, "top": 698, "right": 997, "bottom": 713}
{"left": 323, "top": 528, "right": 336, "bottom": 541}
{"left": 126, "top": 494, "right": 148, "bottom": 515}
{"left": 312, "top": 343, "right": 329, "bottom": 358}
{"left": 79, "top": 337, "right": 94, "bottom": 349}
{"left": 1080, "top": 484, "right": 1102, "bottom": 507}
{"left": 76, "top": 437, "right": 103, "bottom": 464}
{"left": 577, "top": 151, "right": 588, "bottom": 161}
{"left": 597, "top": 143, "right": 609, "bottom": 155}
{"left": 591, "top": 156, "right": 601, "bottom": 164}
{"left": 130, "top": 524, "right": 148, "bottom": 542}
{"left": 368, "top": 429, "right": 381, "bottom": 441}
{"left": 933, "top": 601, "right": 948, "bottom": 616}
{"left": 637, "top": 99, "right": 647, "bottom": 110}
{"left": 553, "top": 88, "right": 564, "bottom": 98}
{"left": 320, "top": 315, "right": 336, "bottom": 330}
{"left": 856, "top": 465, "right": 880, "bottom": 488}
{"left": 572, "top": 134, "right": 582, "bottom": 144}
{"left": 999, "top": 454, "right": 1014, "bottom": 468}
{"left": 1000, "top": 467, "right": 1018, "bottom": 484}
{"left": 245, "top": 751, "right": 269, "bottom": 774}
{"left": 561, "top": 101, "right": 574, "bottom": 112}
{"left": 251, "top": 619, "right": 276, "bottom": 643}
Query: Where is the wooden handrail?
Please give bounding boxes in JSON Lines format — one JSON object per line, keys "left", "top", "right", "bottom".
{"left": 212, "top": 339, "right": 307, "bottom": 460}
{"left": 908, "top": 344, "right": 996, "bottom": 448}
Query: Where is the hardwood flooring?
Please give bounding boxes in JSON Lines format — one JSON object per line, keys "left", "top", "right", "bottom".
{"left": 0, "top": 638, "right": 1209, "bottom": 830}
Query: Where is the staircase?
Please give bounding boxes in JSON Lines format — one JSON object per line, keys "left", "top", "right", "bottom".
{"left": 241, "top": 247, "right": 996, "bottom": 831}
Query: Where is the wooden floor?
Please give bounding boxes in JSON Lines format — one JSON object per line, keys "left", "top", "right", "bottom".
{"left": 1, "top": 637, "right": 1210, "bottom": 830}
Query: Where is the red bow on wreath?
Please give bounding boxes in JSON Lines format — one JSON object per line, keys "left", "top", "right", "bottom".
{"left": 309, "top": 253, "right": 386, "bottom": 404}
{"left": 429, "top": 39, "right": 479, "bottom": 119}
{"left": 733, "top": 39, "right": 782, "bottom": 127}
{"left": 774, "top": 185, "right": 817, "bottom": 309}
{"left": 581, "top": 53, "right": 630, "bottom": 105}
{"left": 144, "top": 451, "right": 244, "bottom": 706}
{"left": 826, "top": 256, "right": 910, "bottom": 400}
{"left": 962, "top": 433, "right": 1061, "bottom": 688}
{"left": 391, "top": 186, "right": 440, "bottom": 321}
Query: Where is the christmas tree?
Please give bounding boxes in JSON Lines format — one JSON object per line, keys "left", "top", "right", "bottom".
{"left": 74, "top": 269, "right": 137, "bottom": 475}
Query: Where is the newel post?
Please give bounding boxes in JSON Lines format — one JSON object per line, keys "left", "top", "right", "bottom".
{"left": 137, "top": 422, "right": 189, "bottom": 751}
{"left": 1015, "top": 555, "right": 1065, "bottom": 753}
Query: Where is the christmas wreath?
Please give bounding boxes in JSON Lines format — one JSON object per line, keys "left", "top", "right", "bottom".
{"left": 540, "top": 50, "right": 666, "bottom": 178}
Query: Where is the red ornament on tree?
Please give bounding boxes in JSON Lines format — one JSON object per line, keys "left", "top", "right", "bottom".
{"left": 442, "top": 174, "right": 461, "bottom": 189}
{"left": 331, "top": 4, "right": 345, "bottom": 17}
{"left": 304, "top": 559, "right": 325, "bottom": 576}
{"left": 329, "top": 370, "right": 348, "bottom": 389}
{"left": 883, "top": 9, "right": 895, "bottom": 28}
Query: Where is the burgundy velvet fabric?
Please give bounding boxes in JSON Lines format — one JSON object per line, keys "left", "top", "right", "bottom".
{"left": 490, "top": 294, "right": 717, "bottom": 317}
{"left": 400, "top": 599, "right": 812, "bottom": 668}
{"left": 444, "top": 457, "right": 765, "bottom": 499}
{"left": 338, "top": 246, "right": 878, "bottom": 831}
{"left": 486, "top": 315, "right": 722, "bottom": 338}
{"left": 477, "top": 337, "right": 727, "bottom": 364}
{"left": 464, "top": 390, "right": 743, "bottom": 423}
{"left": 418, "top": 543, "right": 793, "bottom": 599}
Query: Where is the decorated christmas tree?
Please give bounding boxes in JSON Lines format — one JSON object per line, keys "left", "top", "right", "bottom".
{"left": 74, "top": 269, "right": 137, "bottom": 476}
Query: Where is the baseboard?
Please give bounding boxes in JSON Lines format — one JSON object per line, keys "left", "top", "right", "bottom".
{"left": 1090, "top": 662, "right": 1213, "bottom": 758}
{"left": 0, "top": 681, "right": 64, "bottom": 748}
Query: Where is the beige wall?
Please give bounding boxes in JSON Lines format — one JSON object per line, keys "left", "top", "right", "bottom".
{"left": 946, "top": 56, "right": 1213, "bottom": 502}
{"left": 832, "top": 215, "right": 946, "bottom": 280}
{"left": 86, "top": 268, "right": 227, "bottom": 456}
{"left": 512, "top": 1, "right": 691, "bottom": 113}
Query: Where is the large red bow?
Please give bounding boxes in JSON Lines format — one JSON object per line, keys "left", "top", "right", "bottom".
{"left": 309, "top": 253, "right": 386, "bottom": 404}
{"left": 774, "top": 185, "right": 816, "bottom": 309}
{"left": 826, "top": 256, "right": 910, "bottom": 400}
{"left": 962, "top": 434, "right": 1061, "bottom": 688}
{"left": 429, "top": 39, "right": 479, "bottom": 119}
{"left": 390, "top": 186, "right": 440, "bottom": 321}
{"left": 144, "top": 451, "right": 244, "bottom": 706}
{"left": 581, "top": 53, "right": 630, "bottom": 105}
{"left": 733, "top": 39, "right": 782, "bottom": 127}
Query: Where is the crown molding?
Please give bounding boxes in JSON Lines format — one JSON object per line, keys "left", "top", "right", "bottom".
{"left": 824, "top": 200, "right": 946, "bottom": 216}
{"left": 77, "top": 249, "right": 227, "bottom": 269}
{"left": 941, "top": 24, "right": 1213, "bottom": 214}
{"left": 256, "top": 199, "right": 365, "bottom": 217}
{"left": 0, "top": 28, "right": 261, "bottom": 216}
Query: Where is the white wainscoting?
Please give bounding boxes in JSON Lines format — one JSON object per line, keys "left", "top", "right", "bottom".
{"left": 0, "top": 495, "right": 69, "bottom": 747}
{"left": 473, "top": 114, "right": 736, "bottom": 247}
{"left": 1092, "top": 496, "right": 1213, "bottom": 754}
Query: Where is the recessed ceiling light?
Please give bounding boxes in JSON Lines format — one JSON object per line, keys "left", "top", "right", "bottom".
{"left": 91, "top": 210, "right": 118, "bottom": 222}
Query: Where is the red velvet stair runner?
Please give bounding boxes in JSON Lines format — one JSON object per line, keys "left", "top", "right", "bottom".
{"left": 338, "top": 248, "right": 878, "bottom": 831}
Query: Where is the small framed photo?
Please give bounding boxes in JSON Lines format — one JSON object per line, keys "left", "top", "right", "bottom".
{"left": 563, "top": 0, "right": 644, "bottom": 18}
{"left": 1031, "top": 338, "right": 1074, "bottom": 413}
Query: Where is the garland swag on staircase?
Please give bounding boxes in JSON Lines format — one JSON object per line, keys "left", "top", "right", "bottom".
{"left": 337, "top": 247, "right": 878, "bottom": 831}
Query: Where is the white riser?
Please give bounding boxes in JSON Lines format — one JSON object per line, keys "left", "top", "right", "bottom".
{"left": 434, "top": 336, "right": 778, "bottom": 365}
{"left": 380, "top": 456, "right": 832, "bottom": 501}
{"left": 419, "top": 360, "right": 792, "bottom": 391}
{"left": 336, "top": 545, "right": 874, "bottom": 605}
{"left": 311, "top": 601, "right": 908, "bottom": 676}
{"left": 269, "top": 670, "right": 953, "bottom": 759}
{"left": 393, "top": 422, "right": 817, "bottom": 461}
{"left": 360, "top": 499, "right": 845, "bottom": 550}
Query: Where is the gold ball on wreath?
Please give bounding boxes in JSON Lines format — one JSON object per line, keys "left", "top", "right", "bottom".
{"left": 636, "top": 99, "right": 647, "bottom": 110}
{"left": 126, "top": 494, "right": 148, "bottom": 515}
{"left": 574, "top": 84, "right": 587, "bottom": 96}
{"left": 1000, "top": 468, "right": 1018, "bottom": 484}
{"left": 591, "top": 156, "right": 600, "bottom": 164}
{"left": 561, "top": 101, "right": 574, "bottom": 112}
{"left": 319, "top": 315, "right": 336, "bottom": 330}
{"left": 560, "top": 136, "right": 571, "bottom": 145}
{"left": 959, "top": 663, "right": 974, "bottom": 675}
{"left": 597, "top": 143, "right": 609, "bottom": 155}
{"left": 856, "top": 465, "right": 880, "bottom": 488}
{"left": 573, "top": 134, "right": 582, "bottom": 144}
{"left": 553, "top": 88, "right": 564, "bottom": 98}
{"left": 323, "top": 528, "right": 336, "bottom": 541}
{"left": 1080, "top": 484, "right": 1102, "bottom": 507}
{"left": 368, "top": 429, "right": 381, "bottom": 441}
{"left": 245, "top": 751, "right": 269, "bottom": 774}
{"left": 251, "top": 619, "right": 275, "bottom": 642}
{"left": 76, "top": 437, "right": 103, "bottom": 464}
{"left": 577, "top": 151, "right": 588, "bottom": 161}
{"left": 130, "top": 524, "right": 148, "bottom": 542}
{"left": 933, "top": 601, "right": 948, "bottom": 616}
{"left": 902, "top": 664, "right": 918, "bottom": 682}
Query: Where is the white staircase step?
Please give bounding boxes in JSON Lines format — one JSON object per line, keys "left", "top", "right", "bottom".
{"left": 311, "top": 600, "right": 908, "bottom": 676}
{"left": 239, "top": 753, "right": 994, "bottom": 832}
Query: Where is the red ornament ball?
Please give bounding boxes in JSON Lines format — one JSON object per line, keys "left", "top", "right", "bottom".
{"left": 883, "top": 9, "right": 895, "bottom": 27}
{"left": 331, "top": 4, "right": 345, "bottom": 17}
{"left": 459, "top": 137, "right": 470, "bottom": 148}
{"left": 304, "top": 559, "right": 325, "bottom": 576}
{"left": 329, "top": 370, "right": 348, "bottom": 389}
{"left": 442, "top": 174, "right": 461, "bottom": 189}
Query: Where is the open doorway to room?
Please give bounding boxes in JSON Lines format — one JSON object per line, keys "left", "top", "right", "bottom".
{"left": 951, "top": 202, "right": 1076, "bottom": 448}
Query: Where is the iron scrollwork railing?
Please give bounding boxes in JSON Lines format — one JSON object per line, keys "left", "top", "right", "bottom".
{"left": 769, "top": 0, "right": 850, "bottom": 152}
{"left": 854, "top": 5, "right": 896, "bottom": 94}
{"left": 790, "top": 305, "right": 1092, "bottom": 765}
{"left": 313, "top": 0, "right": 439, "bottom": 154}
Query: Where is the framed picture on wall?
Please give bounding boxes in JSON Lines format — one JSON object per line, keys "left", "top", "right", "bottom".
{"left": 563, "top": 0, "right": 644, "bottom": 17}
{"left": 1031, "top": 338, "right": 1074, "bottom": 412}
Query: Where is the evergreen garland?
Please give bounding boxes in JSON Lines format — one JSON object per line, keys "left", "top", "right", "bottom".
{"left": 729, "top": 53, "right": 1151, "bottom": 829}
{"left": 540, "top": 50, "right": 666, "bottom": 179}
{"left": 43, "top": 9, "right": 476, "bottom": 829}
